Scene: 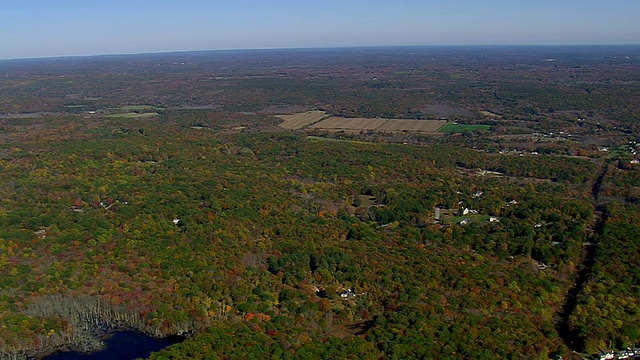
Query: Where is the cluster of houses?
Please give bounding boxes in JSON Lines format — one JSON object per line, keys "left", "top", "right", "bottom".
{"left": 339, "top": 289, "right": 356, "bottom": 298}
{"left": 339, "top": 288, "right": 366, "bottom": 299}
{"left": 598, "top": 348, "right": 640, "bottom": 359}
{"left": 457, "top": 206, "right": 500, "bottom": 227}
{"left": 433, "top": 192, "right": 520, "bottom": 227}
{"left": 624, "top": 141, "right": 639, "bottom": 156}
{"left": 314, "top": 287, "right": 364, "bottom": 300}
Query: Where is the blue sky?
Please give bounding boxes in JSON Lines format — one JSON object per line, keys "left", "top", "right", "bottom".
{"left": 1, "top": 0, "right": 638, "bottom": 59}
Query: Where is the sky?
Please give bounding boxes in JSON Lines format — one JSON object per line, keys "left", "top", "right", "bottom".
{"left": 1, "top": 0, "right": 639, "bottom": 59}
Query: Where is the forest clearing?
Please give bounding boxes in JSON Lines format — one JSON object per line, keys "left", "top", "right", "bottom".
{"left": 307, "top": 116, "right": 446, "bottom": 134}
{"left": 276, "top": 111, "right": 328, "bottom": 129}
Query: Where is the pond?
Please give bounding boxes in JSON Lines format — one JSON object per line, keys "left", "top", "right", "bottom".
{"left": 45, "top": 331, "right": 183, "bottom": 360}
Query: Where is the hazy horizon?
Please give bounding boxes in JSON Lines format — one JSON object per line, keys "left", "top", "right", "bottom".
{"left": 2, "top": 44, "right": 640, "bottom": 63}
{"left": 2, "top": 0, "right": 639, "bottom": 60}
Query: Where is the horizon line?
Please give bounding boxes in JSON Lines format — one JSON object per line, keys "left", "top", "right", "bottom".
{"left": 2, "top": 43, "right": 640, "bottom": 62}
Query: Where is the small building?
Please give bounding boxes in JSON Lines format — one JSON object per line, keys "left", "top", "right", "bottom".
{"left": 339, "top": 289, "right": 354, "bottom": 298}
{"left": 532, "top": 260, "right": 548, "bottom": 270}
{"left": 617, "top": 350, "right": 632, "bottom": 359}
{"left": 598, "top": 351, "right": 614, "bottom": 360}
{"left": 489, "top": 217, "right": 500, "bottom": 223}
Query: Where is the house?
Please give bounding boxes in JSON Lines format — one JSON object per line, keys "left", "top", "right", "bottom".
{"left": 459, "top": 219, "right": 469, "bottom": 226}
{"left": 509, "top": 200, "right": 518, "bottom": 205}
{"left": 173, "top": 219, "right": 180, "bottom": 225}
{"left": 532, "top": 260, "right": 548, "bottom": 270}
{"left": 472, "top": 191, "right": 484, "bottom": 198}
{"left": 598, "top": 351, "right": 614, "bottom": 360}
{"left": 617, "top": 349, "right": 632, "bottom": 359}
{"left": 489, "top": 217, "right": 500, "bottom": 223}
{"left": 462, "top": 208, "right": 470, "bottom": 215}
{"left": 339, "top": 289, "right": 354, "bottom": 298}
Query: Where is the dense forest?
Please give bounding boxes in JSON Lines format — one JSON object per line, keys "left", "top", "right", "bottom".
{"left": 0, "top": 46, "right": 639, "bottom": 359}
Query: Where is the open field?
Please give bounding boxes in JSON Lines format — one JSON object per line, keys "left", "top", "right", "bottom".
{"left": 310, "top": 117, "right": 387, "bottom": 131}
{"left": 276, "top": 111, "right": 328, "bottom": 129}
{"left": 308, "top": 116, "right": 446, "bottom": 134}
{"left": 376, "top": 119, "right": 446, "bottom": 133}
{"left": 438, "top": 123, "right": 491, "bottom": 133}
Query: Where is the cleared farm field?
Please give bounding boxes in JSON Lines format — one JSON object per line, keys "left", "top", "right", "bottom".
{"left": 282, "top": 113, "right": 447, "bottom": 134}
{"left": 310, "top": 117, "right": 388, "bottom": 131}
{"left": 310, "top": 116, "right": 445, "bottom": 134}
{"left": 277, "top": 111, "right": 328, "bottom": 129}
{"left": 377, "top": 119, "right": 446, "bottom": 132}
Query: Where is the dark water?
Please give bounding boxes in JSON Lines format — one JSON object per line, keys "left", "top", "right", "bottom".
{"left": 45, "top": 332, "right": 182, "bottom": 360}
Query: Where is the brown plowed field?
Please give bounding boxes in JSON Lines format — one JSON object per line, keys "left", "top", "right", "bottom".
{"left": 309, "top": 117, "right": 388, "bottom": 131}
{"left": 280, "top": 113, "right": 447, "bottom": 134}
{"left": 276, "top": 111, "right": 328, "bottom": 129}
{"left": 377, "top": 119, "right": 446, "bottom": 132}
{"left": 310, "top": 116, "right": 445, "bottom": 133}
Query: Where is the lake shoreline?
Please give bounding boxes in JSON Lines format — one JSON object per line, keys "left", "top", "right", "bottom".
{"left": 40, "top": 331, "right": 186, "bottom": 360}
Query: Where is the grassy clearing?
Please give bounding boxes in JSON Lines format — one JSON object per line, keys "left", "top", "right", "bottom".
{"left": 438, "top": 123, "right": 491, "bottom": 133}
{"left": 480, "top": 110, "right": 502, "bottom": 118}
{"left": 359, "top": 195, "right": 377, "bottom": 208}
